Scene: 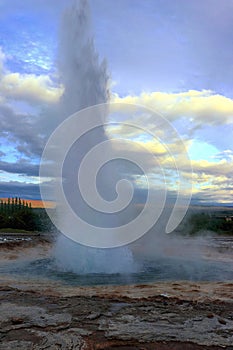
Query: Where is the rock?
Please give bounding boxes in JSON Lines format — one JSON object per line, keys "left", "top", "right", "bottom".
{"left": 11, "top": 317, "right": 24, "bottom": 325}
{"left": 218, "top": 318, "right": 227, "bottom": 325}
{"left": 0, "top": 303, "right": 71, "bottom": 332}
{"left": 32, "top": 329, "right": 87, "bottom": 350}
{"left": 0, "top": 330, "right": 87, "bottom": 350}
{"left": 0, "top": 282, "right": 233, "bottom": 348}
{"left": 99, "top": 308, "right": 233, "bottom": 347}
{"left": 0, "top": 340, "right": 33, "bottom": 350}
{"left": 87, "top": 312, "right": 101, "bottom": 320}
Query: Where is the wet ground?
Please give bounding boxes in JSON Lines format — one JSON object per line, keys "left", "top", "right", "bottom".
{"left": 0, "top": 233, "right": 232, "bottom": 349}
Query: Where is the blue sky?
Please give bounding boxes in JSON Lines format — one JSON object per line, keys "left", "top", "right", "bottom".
{"left": 0, "top": 0, "right": 233, "bottom": 204}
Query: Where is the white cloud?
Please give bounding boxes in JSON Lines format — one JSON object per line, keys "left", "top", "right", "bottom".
{"left": 112, "top": 90, "right": 233, "bottom": 126}
{"left": 108, "top": 131, "right": 233, "bottom": 204}
{"left": 0, "top": 48, "right": 63, "bottom": 105}
{"left": 0, "top": 72, "right": 63, "bottom": 105}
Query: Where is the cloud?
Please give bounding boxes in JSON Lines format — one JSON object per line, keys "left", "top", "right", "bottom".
{"left": 190, "top": 159, "right": 233, "bottom": 176}
{"left": 0, "top": 180, "right": 41, "bottom": 200}
{"left": 0, "top": 151, "right": 5, "bottom": 158}
{"left": 192, "top": 187, "right": 233, "bottom": 204}
{"left": 0, "top": 53, "right": 62, "bottom": 186}
{"left": 0, "top": 48, "right": 63, "bottom": 105}
{"left": 0, "top": 104, "right": 45, "bottom": 157}
{"left": 1, "top": 82, "right": 232, "bottom": 204}
{"left": 105, "top": 95, "right": 233, "bottom": 204}
{"left": 0, "top": 0, "right": 232, "bottom": 206}
{"left": 0, "top": 72, "right": 63, "bottom": 105}
{"left": 213, "top": 149, "right": 233, "bottom": 161}
{"left": 0, "top": 48, "right": 6, "bottom": 73}
{"left": 107, "top": 127, "right": 233, "bottom": 204}
{"left": 0, "top": 160, "right": 39, "bottom": 177}
{"left": 112, "top": 90, "right": 233, "bottom": 126}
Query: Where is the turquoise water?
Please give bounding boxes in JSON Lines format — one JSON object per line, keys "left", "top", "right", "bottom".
{"left": 0, "top": 236, "right": 232, "bottom": 286}
{"left": 0, "top": 254, "right": 232, "bottom": 286}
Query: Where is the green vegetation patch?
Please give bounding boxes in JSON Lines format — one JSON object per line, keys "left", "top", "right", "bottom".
{"left": 188, "top": 212, "right": 233, "bottom": 235}
{"left": 0, "top": 198, "right": 53, "bottom": 232}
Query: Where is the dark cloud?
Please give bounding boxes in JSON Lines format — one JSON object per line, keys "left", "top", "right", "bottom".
{"left": 0, "top": 180, "right": 41, "bottom": 200}
{"left": 0, "top": 104, "right": 45, "bottom": 157}
{"left": 0, "top": 179, "right": 56, "bottom": 200}
{"left": 0, "top": 160, "right": 39, "bottom": 177}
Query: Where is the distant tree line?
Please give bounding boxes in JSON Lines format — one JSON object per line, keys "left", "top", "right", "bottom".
{"left": 188, "top": 212, "right": 233, "bottom": 235}
{"left": 0, "top": 197, "right": 45, "bottom": 231}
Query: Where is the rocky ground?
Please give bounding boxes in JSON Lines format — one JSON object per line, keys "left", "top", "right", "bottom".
{"left": 0, "top": 234, "right": 233, "bottom": 349}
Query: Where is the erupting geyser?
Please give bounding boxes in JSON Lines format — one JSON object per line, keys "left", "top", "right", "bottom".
{"left": 40, "top": 0, "right": 194, "bottom": 276}
{"left": 52, "top": 0, "right": 136, "bottom": 273}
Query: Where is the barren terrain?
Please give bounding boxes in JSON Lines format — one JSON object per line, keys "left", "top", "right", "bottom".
{"left": 0, "top": 235, "right": 232, "bottom": 349}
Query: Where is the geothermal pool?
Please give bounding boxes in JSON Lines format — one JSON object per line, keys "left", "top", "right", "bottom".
{"left": 0, "top": 234, "right": 232, "bottom": 286}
